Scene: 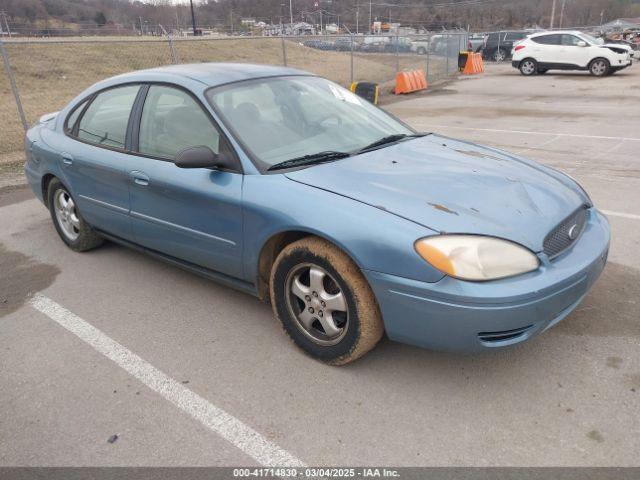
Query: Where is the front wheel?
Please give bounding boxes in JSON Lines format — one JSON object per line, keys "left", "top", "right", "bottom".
{"left": 589, "top": 58, "right": 610, "bottom": 76}
{"left": 270, "top": 237, "right": 384, "bottom": 365}
{"left": 48, "top": 178, "right": 103, "bottom": 252}
{"left": 519, "top": 58, "right": 538, "bottom": 76}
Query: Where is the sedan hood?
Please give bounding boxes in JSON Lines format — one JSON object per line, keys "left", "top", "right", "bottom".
{"left": 284, "top": 135, "right": 587, "bottom": 252}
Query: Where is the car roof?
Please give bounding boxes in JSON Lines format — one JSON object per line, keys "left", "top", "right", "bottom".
{"left": 111, "top": 62, "right": 312, "bottom": 88}
{"left": 530, "top": 30, "right": 584, "bottom": 38}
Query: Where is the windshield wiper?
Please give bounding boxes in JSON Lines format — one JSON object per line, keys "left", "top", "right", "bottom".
{"left": 357, "top": 133, "right": 428, "bottom": 154}
{"left": 267, "top": 151, "right": 351, "bottom": 171}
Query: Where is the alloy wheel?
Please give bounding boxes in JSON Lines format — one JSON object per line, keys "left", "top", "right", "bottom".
{"left": 285, "top": 263, "right": 349, "bottom": 346}
{"left": 54, "top": 189, "right": 80, "bottom": 241}
{"left": 591, "top": 59, "right": 607, "bottom": 76}
{"left": 521, "top": 60, "right": 536, "bottom": 75}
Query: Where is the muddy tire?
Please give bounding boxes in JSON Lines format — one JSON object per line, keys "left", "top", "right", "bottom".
{"left": 47, "top": 178, "right": 103, "bottom": 252}
{"left": 270, "top": 236, "right": 384, "bottom": 365}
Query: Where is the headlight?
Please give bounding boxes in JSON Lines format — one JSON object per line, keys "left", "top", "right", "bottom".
{"left": 414, "top": 235, "right": 540, "bottom": 281}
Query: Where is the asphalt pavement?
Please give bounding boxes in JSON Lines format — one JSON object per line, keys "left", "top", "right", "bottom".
{"left": 1, "top": 63, "right": 639, "bottom": 467}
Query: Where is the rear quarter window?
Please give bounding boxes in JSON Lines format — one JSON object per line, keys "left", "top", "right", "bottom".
{"left": 65, "top": 99, "right": 89, "bottom": 133}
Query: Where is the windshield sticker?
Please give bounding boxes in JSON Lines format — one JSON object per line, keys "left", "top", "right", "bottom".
{"left": 328, "top": 84, "right": 362, "bottom": 105}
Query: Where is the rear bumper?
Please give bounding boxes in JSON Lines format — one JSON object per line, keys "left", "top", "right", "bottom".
{"left": 365, "top": 208, "right": 610, "bottom": 353}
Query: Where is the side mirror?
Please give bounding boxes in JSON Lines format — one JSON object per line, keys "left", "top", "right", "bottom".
{"left": 174, "top": 146, "right": 231, "bottom": 170}
{"left": 577, "top": 41, "right": 587, "bottom": 47}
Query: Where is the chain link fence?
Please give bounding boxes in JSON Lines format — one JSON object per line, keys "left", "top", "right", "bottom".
{"left": 1, "top": 32, "right": 467, "bottom": 164}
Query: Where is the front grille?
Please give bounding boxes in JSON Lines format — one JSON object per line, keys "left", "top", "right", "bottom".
{"left": 478, "top": 325, "right": 533, "bottom": 343}
{"left": 543, "top": 206, "right": 588, "bottom": 259}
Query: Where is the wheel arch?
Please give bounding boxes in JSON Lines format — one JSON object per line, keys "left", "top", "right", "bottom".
{"left": 589, "top": 56, "right": 611, "bottom": 68}
{"left": 41, "top": 173, "right": 58, "bottom": 210}
{"left": 256, "top": 229, "right": 365, "bottom": 303}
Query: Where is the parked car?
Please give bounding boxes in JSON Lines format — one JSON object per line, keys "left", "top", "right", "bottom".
{"left": 361, "top": 36, "right": 411, "bottom": 53}
{"left": 332, "top": 37, "right": 353, "bottom": 51}
{"left": 512, "top": 30, "right": 633, "bottom": 76}
{"left": 482, "top": 30, "right": 529, "bottom": 61}
{"left": 410, "top": 37, "right": 434, "bottom": 55}
{"left": 302, "top": 39, "right": 334, "bottom": 51}
{"left": 24, "top": 63, "right": 610, "bottom": 364}
{"left": 411, "top": 34, "right": 462, "bottom": 56}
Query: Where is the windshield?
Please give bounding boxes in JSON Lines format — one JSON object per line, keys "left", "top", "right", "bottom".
{"left": 578, "top": 33, "right": 603, "bottom": 45}
{"left": 206, "top": 76, "right": 413, "bottom": 170}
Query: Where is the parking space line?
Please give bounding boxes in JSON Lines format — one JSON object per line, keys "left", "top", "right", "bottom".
{"left": 601, "top": 210, "right": 640, "bottom": 221}
{"left": 415, "top": 124, "right": 640, "bottom": 142}
{"left": 515, "top": 134, "right": 561, "bottom": 154}
{"left": 29, "top": 294, "right": 305, "bottom": 468}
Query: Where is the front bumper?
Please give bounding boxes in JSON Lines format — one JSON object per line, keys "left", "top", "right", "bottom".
{"left": 365, "top": 208, "right": 610, "bottom": 353}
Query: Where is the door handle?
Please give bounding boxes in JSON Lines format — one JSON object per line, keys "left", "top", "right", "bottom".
{"left": 130, "top": 170, "right": 150, "bottom": 186}
{"left": 61, "top": 153, "right": 73, "bottom": 166}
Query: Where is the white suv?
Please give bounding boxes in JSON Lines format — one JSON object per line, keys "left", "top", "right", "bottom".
{"left": 512, "top": 31, "right": 633, "bottom": 76}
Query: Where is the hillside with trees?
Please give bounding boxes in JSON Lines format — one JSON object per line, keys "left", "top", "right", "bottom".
{"left": 1, "top": 0, "right": 639, "bottom": 36}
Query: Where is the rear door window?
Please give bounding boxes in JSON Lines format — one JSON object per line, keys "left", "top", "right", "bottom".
{"left": 532, "top": 34, "right": 562, "bottom": 45}
{"left": 76, "top": 85, "right": 139, "bottom": 149}
{"left": 505, "top": 32, "right": 525, "bottom": 41}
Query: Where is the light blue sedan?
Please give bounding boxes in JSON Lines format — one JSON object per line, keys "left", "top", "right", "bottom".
{"left": 24, "top": 63, "right": 610, "bottom": 364}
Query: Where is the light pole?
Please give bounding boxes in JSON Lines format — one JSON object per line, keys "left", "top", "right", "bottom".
{"left": 189, "top": 0, "right": 196, "bottom": 36}
{"left": 559, "top": 0, "right": 567, "bottom": 29}
{"left": 289, "top": 0, "right": 293, "bottom": 27}
{"left": 549, "top": 0, "right": 556, "bottom": 28}
{"left": 369, "top": 0, "right": 372, "bottom": 34}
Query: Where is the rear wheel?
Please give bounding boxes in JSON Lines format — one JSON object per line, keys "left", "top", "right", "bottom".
{"left": 493, "top": 48, "right": 507, "bottom": 62}
{"left": 589, "top": 58, "right": 610, "bottom": 76}
{"left": 519, "top": 58, "right": 538, "bottom": 76}
{"left": 47, "top": 178, "right": 103, "bottom": 252}
{"left": 270, "top": 237, "right": 384, "bottom": 365}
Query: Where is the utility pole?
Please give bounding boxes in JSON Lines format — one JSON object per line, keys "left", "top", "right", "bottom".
{"left": 189, "top": 0, "right": 197, "bottom": 36}
{"left": 356, "top": 2, "right": 359, "bottom": 34}
{"left": 369, "top": 0, "right": 372, "bottom": 34}
{"left": 559, "top": 0, "right": 567, "bottom": 29}
{"left": 600, "top": 10, "right": 604, "bottom": 26}
{"left": 289, "top": 0, "right": 293, "bottom": 27}
{"left": 0, "top": 11, "right": 11, "bottom": 37}
{"left": 549, "top": 0, "right": 556, "bottom": 29}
